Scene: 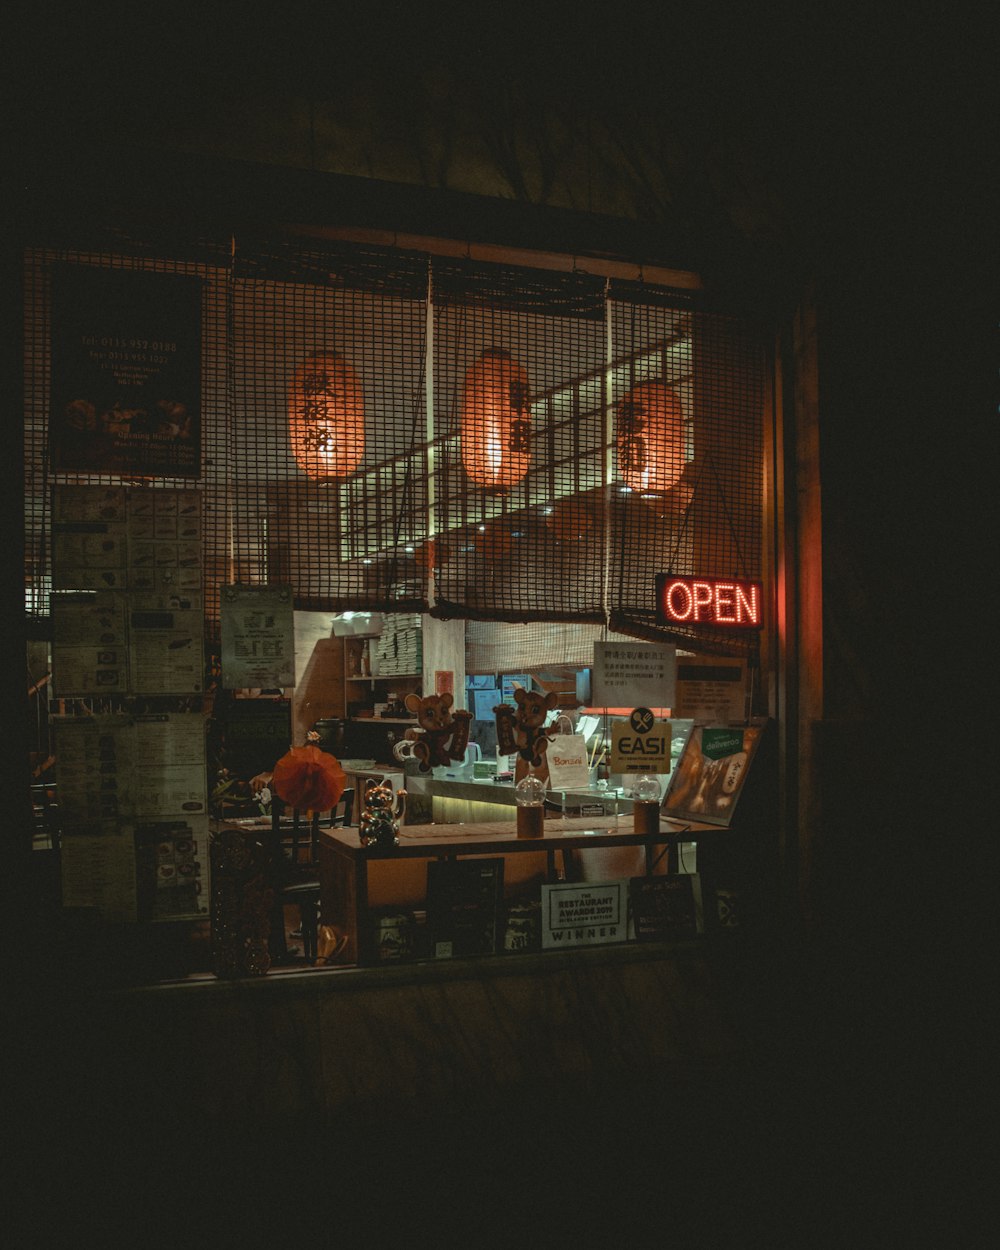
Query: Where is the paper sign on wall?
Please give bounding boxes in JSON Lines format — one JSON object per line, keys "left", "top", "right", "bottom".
{"left": 220, "top": 584, "right": 295, "bottom": 690}
{"left": 591, "top": 642, "right": 676, "bottom": 709}
{"left": 673, "top": 655, "right": 747, "bottom": 723}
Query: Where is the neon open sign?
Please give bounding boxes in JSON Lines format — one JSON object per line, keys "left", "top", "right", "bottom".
{"left": 656, "top": 575, "right": 763, "bottom": 629}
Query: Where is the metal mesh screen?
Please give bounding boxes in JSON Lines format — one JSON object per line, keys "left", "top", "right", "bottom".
{"left": 24, "top": 238, "right": 231, "bottom": 641}
{"left": 606, "top": 287, "right": 766, "bottom": 656}
{"left": 24, "top": 234, "right": 766, "bottom": 662}
{"left": 230, "top": 243, "right": 429, "bottom": 614}
{"left": 430, "top": 259, "right": 607, "bottom": 622}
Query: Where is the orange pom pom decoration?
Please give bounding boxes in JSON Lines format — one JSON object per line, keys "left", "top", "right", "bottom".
{"left": 271, "top": 745, "right": 347, "bottom": 812}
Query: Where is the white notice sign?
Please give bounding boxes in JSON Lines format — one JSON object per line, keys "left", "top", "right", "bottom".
{"left": 220, "top": 584, "right": 296, "bottom": 690}
{"left": 591, "top": 641, "right": 676, "bottom": 709}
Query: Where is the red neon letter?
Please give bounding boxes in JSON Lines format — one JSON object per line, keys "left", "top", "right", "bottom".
{"left": 692, "top": 581, "right": 713, "bottom": 621}
{"left": 736, "top": 582, "right": 759, "bottom": 625}
{"left": 714, "top": 582, "right": 736, "bottom": 623}
{"left": 665, "top": 580, "right": 693, "bottom": 620}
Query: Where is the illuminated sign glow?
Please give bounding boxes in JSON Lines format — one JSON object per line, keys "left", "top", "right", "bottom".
{"left": 656, "top": 575, "right": 763, "bottom": 629}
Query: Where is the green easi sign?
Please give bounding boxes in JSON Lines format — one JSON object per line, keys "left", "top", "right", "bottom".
{"left": 701, "top": 728, "right": 745, "bottom": 760}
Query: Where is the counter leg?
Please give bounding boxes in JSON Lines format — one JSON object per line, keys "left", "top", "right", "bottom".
{"left": 354, "top": 855, "right": 374, "bottom": 966}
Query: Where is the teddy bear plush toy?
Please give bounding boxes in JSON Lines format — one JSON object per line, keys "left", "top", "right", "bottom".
{"left": 494, "top": 687, "right": 560, "bottom": 783}
{"left": 403, "top": 692, "right": 473, "bottom": 772}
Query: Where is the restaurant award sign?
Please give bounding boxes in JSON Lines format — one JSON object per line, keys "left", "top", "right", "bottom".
{"left": 50, "top": 264, "right": 203, "bottom": 478}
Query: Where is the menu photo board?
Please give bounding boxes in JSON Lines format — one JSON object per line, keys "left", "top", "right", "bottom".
{"left": 134, "top": 817, "right": 210, "bottom": 921}
{"left": 662, "top": 723, "right": 766, "bottom": 827}
{"left": 50, "top": 485, "right": 206, "bottom": 697}
{"left": 53, "top": 714, "right": 135, "bottom": 826}
{"left": 54, "top": 711, "right": 209, "bottom": 922}
{"left": 50, "top": 264, "right": 202, "bottom": 479}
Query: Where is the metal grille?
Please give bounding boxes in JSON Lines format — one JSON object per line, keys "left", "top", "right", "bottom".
{"left": 24, "top": 239, "right": 231, "bottom": 639}
{"left": 607, "top": 289, "right": 765, "bottom": 656}
{"left": 230, "top": 243, "right": 429, "bottom": 614}
{"left": 430, "top": 259, "right": 607, "bottom": 622}
{"left": 24, "top": 234, "right": 766, "bottom": 661}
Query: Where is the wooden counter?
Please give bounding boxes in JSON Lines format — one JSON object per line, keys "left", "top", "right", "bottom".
{"left": 318, "top": 814, "right": 713, "bottom": 965}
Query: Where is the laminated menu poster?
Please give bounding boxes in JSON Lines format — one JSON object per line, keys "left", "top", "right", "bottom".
{"left": 129, "top": 597, "right": 205, "bottom": 694}
{"left": 50, "top": 485, "right": 205, "bottom": 695}
{"left": 51, "top": 485, "right": 128, "bottom": 592}
{"left": 131, "top": 713, "right": 209, "bottom": 817}
{"left": 55, "top": 712, "right": 207, "bottom": 824}
{"left": 426, "top": 858, "right": 504, "bottom": 958}
{"left": 55, "top": 713, "right": 209, "bottom": 921}
{"left": 662, "top": 723, "right": 765, "bottom": 827}
{"left": 51, "top": 592, "right": 130, "bottom": 697}
{"left": 49, "top": 264, "right": 202, "bottom": 478}
{"left": 134, "top": 817, "right": 210, "bottom": 920}
{"left": 60, "top": 830, "right": 138, "bottom": 923}
{"left": 53, "top": 713, "right": 135, "bottom": 826}
{"left": 124, "top": 486, "right": 202, "bottom": 596}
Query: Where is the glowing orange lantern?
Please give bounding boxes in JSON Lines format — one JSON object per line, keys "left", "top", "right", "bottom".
{"left": 616, "top": 381, "right": 684, "bottom": 494}
{"left": 460, "top": 349, "right": 532, "bottom": 489}
{"left": 288, "top": 353, "right": 365, "bottom": 481}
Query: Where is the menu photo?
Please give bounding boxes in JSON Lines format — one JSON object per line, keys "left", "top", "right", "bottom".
{"left": 662, "top": 723, "right": 766, "bottom": 827}
{"left": 134, "top": 817, "right": 210, "bottom": 920}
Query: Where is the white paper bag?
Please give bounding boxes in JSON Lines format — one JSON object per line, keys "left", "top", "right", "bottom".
{"left": 545, "top": 733, "right": 590, "bottom": 791}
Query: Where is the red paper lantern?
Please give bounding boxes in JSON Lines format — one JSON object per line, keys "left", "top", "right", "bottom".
{"left": 272, "top": 745, "right": 347, "bottom": 812}
{"left": 460, "top": 349, "right": 532, "bottom": 489}
{"left": 616, "top": 381, "right": 684, "bottom": 494}
{"left": 288, "top": 353, "right": 365, "bottom": 481}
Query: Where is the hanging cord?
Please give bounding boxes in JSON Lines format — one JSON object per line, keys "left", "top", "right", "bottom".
{"left": 662, "top": 446, "right": 751, "bottom": 581}
{"left": 307, "top": 94, "right": 317, "bottom": 173}
{"left": 386, "top": 260, "right": 431, "bottom": 601}
{"left": 224, "top": 235, "right": 237, "bottom": 585}
{"left": 600, "top": 277, "right": 613, "bottom": 637}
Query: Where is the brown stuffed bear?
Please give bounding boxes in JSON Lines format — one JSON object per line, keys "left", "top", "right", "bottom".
{"left": 403, "top": 692, "right": 473, "bottom": 772}
{"left": 494, "top": 688, "right": 559, "bottom": 783}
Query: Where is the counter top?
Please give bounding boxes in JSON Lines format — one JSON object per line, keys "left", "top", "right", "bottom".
{"left": 320, "top": 814, "right": 714, "bottom": 862}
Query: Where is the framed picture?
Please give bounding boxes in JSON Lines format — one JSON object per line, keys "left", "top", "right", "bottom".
{"left": 50, "top": 264, "right": 203, "bottom": 479}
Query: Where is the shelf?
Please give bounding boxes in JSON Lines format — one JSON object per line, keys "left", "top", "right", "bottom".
{"left": 346, "top": 673, "right": 421, "bottom": 681}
